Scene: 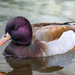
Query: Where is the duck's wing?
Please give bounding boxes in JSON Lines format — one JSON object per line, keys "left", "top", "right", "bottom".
{"left": 42, "top": 30, "right": 75, "bottom": 56}
{"left": 31, "top": 22, "right": 75, "bottom": 42}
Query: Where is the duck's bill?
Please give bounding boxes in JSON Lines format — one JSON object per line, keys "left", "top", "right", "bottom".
{"left": 0, "top": 32, "right": 11, "bottom": 45}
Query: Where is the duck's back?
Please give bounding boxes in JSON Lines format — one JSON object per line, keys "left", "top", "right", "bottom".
{"left": 31, "top": 22, "right": 75, "bottom": 42}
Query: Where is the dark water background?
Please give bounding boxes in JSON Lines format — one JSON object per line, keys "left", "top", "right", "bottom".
{"left": 0, "top": 0, "right": 75, "bottom": 75}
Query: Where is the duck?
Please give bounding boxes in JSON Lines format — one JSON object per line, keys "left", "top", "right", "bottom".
{"left": 0, "top": 16, "right": 75, "bottom": 58}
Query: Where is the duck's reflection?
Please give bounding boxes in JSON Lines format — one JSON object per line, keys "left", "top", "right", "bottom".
{"left": 1, "top": 50, "right": 75, "bottom": 75}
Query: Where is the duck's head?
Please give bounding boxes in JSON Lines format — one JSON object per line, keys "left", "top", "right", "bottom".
{"left": 0, "top": 16, "right": 32, "bottom": 45}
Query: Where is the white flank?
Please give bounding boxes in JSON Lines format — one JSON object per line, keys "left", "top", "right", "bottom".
{"left": 42, "top": 30, "right": 75, "bottom": 56}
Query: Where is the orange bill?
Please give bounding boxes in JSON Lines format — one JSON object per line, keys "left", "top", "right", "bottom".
{"left": 72, "top": 46, "right": 75, "bottom": 50}
{"left": 0, "top": 32, "right": 11, "bottom": 45}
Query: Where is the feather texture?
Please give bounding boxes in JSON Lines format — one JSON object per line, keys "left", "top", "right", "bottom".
{"left": 42, "top": 30, "right": 75, "bottom": 56}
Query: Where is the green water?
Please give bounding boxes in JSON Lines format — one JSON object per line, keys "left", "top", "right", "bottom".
{"left": 0, "top": 0, "right": 75, "bottom": 75}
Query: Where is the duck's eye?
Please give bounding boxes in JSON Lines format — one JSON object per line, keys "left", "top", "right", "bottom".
{"left": 14, "top": 26, "right": 19, "bottom": 30}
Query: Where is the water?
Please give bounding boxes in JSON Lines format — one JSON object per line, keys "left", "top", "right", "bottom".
{"left": 0, "top": 0, "right": 75, "bottom": 75}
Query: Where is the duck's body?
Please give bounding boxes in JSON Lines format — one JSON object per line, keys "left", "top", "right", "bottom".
{"left": 0, "top": 16, "right": 75, "bottom": 58}
{"left": 4, "top": 30, "right": 75, "bottom": 58}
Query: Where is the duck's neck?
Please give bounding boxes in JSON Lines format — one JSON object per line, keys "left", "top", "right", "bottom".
{"left": 12, "top": 39, "right": 31, "bottom": 45}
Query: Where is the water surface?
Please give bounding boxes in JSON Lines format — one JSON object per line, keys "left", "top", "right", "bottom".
{"left": 0, "top": 0, "right": 75, "bottom": 75}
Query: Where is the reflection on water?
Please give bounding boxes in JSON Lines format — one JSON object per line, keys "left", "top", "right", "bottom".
{"left": 0, "top": 0, "right": 75, "bottom": 75}
{"left": 0, "top": 50, "right": 75, "bottom": 75}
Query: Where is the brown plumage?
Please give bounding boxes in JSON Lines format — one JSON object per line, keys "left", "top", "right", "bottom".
{"left": 5, "top": 40, "right": 47, "bottom": 58}
{"left": 31, "top": 22, "right": 75, "bottom": 43}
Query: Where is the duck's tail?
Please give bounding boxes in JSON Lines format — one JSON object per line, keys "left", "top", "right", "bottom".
{"left": 65, "top": 22, "right": 75, "bottom": 32}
